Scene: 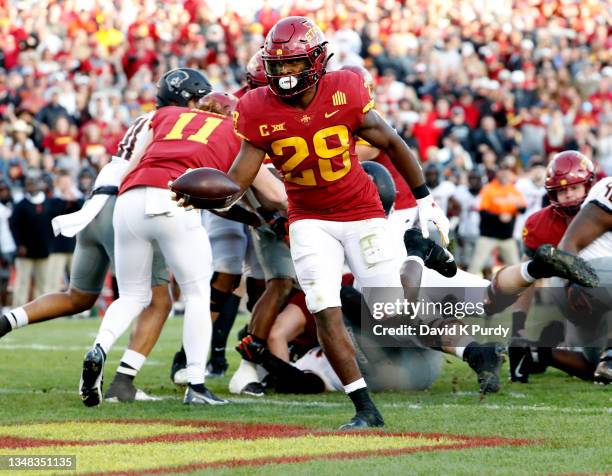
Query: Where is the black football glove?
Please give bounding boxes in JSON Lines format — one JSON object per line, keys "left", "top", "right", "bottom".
{"left": 236, "top": 334, "right": 267, "bottom": 363}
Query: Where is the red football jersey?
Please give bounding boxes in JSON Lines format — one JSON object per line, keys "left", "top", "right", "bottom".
{"left": 234, "top": 85, "right": 249, "bottom": 99}
{"left": 121, "top": 106, "right": 240, "bottom": 194}
{"left": 234, "top": 70, "right": 385, "bottom": 223}
{"left": 373, "top": 150, "right": 416, "bottom": 210}
{"left": 522, "top": 205, "right": 570, "bottom": 252}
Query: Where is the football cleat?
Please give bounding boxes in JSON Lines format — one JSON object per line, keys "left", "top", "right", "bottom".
{"left": 205, "top": 356, "right": 229, "bottom": 378}
{"left": 594, "top": 349, "right": 612, "bottom": 384}
{"left": 339, "top": 410, "right": 385, "bottom": 431}
{"left": 79, "top": 344, "right": 105, "bottom": 407}
{"left": 183, "top": 386, "right": 229, "bottom": 405}
{"left": 241, "top": 382, "right": 265, "bottom": 397}
{"left": 507, "top": 339, "right": 546, "bottom": 383}
{"left": 104, "top": 374, "right": 162, "bottom": 402}
{"left": 464, "top": 342, "right": 505, "bottom": 394}
{"left": 534, "top": 244, "right": 598, "bottom": 288}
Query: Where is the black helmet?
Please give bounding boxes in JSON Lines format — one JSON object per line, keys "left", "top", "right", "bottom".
{"left": 362, "top": 161, "right": 396, "bottom": 216}
{"left": 156, "top": 68, "right": 212, "bottom": 108}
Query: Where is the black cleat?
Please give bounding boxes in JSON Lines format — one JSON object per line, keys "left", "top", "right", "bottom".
{"left": 594, "top": 349, "right": 612, "bottom": 384}
{"left": 241, "top": 381, "right": 265, "bottom": 397}
{"left": 465, "top": 343, "right": 505, "bottom": 394}
{"left": 80, "top": 344, "right": 105, "bottom": 407}
{"left": 206, "top": 356, "right": 229, "bottom": 378}
{"left": 104, "top": 374, "right": 161, "bottom": 402}
{"left": 184, "top": 385, "right": 229, "bottom": 405}
{"left": 339, "top": 409, "right": 385, "bottom": 430}
{"left": 170, "top": 349, "right": 187, "bottom": 384}
{"left": 534, "top": 244, "right": 598, "bottom": 288}
{"left": 508, "top": 338, "right": 534, "bottom": 383}
{"left": 404, "top": 228, "right": 456, "bottom": 277}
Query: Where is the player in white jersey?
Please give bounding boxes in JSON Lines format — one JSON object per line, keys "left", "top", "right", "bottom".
{"left": 0, "top": 112, "right": 172, "bottom": 403}
{"left": 557, "top": 175, "right": 612, "bottom": 382}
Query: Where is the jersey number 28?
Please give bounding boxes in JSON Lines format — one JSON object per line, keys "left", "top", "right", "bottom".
{"left": 271, "top": 125, "right": 351, "bottom": 186}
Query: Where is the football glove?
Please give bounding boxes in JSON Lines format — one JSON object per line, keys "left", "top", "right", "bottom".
{"left": 236, "top": 334, "right": 266, "bottom": 363}
{"left": 416, "top": 194, "right": 450, "bottom": 246}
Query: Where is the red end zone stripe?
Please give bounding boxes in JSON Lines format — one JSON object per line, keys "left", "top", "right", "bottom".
{"left": 88, "top": 438, "right": 533, "bottom": 476}
{"left": 0, "top": 419, "right": 533, "bottom": 449}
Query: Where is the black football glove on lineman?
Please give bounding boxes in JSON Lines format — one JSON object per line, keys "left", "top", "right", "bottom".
{"left": 403, "top": 228, "right": 457, "bottom": 278}
{"left": 236, "top": 334, "right": 267, "bottom": 363}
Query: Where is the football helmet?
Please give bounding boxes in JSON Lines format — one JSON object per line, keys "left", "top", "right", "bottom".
{"left": 156, "top": 68, "right": 212, "bottom": 108}
{"left": 362, "top": 161, "right": 396, "bottom": 216}
{"left": 545, "top": 150, "right": 594, "bottom": 217}
{"left": 262, "top": 16, "right": 328, "bottom": 97}
{"left": 197, "top": 91, "right": 238, "bottom": 117}
{"left": 246, "top": 50, "right": 267, "bottom": 89}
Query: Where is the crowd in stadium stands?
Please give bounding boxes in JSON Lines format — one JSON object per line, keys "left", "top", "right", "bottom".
{"left": 0, "top": 0, "right": 609, "bottom": 309}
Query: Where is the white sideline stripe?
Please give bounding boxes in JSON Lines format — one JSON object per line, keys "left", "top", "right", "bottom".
{"left": 0, "top": 344, "right": 86, "bottom": 351}
{"left": 0, "top": 390, "right": 609, "bottom": 414}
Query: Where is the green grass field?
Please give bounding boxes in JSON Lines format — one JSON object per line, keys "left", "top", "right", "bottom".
{"left": 0, "top": 313, "right": 610, "bottom": 475}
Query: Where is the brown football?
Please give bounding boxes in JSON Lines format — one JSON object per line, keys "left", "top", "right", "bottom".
{"left": 170, "top": 167, "right": 241, "bottom": 209}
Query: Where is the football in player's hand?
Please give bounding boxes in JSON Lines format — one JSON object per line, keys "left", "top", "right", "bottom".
{"left": 170, "top": 167, "right": 240, "bottom": 209}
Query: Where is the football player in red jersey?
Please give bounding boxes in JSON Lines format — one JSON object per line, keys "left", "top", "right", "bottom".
{"left": 80, "top": 68, "right": 286, "bottom": 407}
{"left": 509, "top": 151, "right": 605, "bottom": 383}
{"left": 226, "top": 17, "right": 449, "bottom": 429}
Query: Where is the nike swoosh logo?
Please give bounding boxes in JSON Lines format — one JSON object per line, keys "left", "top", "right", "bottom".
{"left": 514, "top": 355, "right": 526, "bottom": 378}
{"left": 325, "top": 110, "right": 339, "bottom": 118}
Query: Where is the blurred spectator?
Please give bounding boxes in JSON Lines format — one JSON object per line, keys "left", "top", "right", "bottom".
{"left": 3, "top": 119, "right": 40, "bottom": 167}
{"left": 9, "top": 170, "right": 80, "bottom": 305}
{"left": 45, "top": 170, "right": 83, "bottom": 293}
{"left": 472, "top": 115, "right": 515, "bottom": 162}
{"left": 423, "top": 163, "right": 456, "bottom": 216}
{"left": 449, "top": 169, "right": 483, "bottom": 269}
{"left": 35, "top": 88, "right": 72, "bottom": 133}
{"left": 0, "top": 179, "right": 15, "bottom": 308}
{"left": 468, "top": 163, "right": 526, "bottom": 277}
{"left": 513, "top": 159, "right": 546, "bottom": 242}
{"left": 9, "top": 172, "right": 51, "bottom": 306}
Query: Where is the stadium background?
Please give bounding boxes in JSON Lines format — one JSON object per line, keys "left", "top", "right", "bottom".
{"left": 0, "top": 0, "right": 610, "bottom": 306}
{"left": 0, "top": 1, "right": 610, "bottom": 474}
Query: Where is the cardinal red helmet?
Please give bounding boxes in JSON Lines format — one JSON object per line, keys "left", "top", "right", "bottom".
{"left": 246, "top": 50, "right": 267, "bottom": 89}
{"left": 197, "top": 92, "right": 238, "bottom": 117}
{"left": 262, "top": 16, "right": 328, "bottom": 97}
{"left": 545, "top": 150, "right": 594, "bottom": 217}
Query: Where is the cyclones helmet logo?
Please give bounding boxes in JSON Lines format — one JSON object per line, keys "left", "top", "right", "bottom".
{"left": 166, "top": 70, "right": 190, "bottom": 92}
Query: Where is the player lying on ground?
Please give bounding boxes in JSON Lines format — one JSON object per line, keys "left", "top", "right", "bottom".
{"left": 239, "top": 225, "right": 596, "bottom": 395}
{"left": 509, "top": 171, "right": 612, "bottom": 384}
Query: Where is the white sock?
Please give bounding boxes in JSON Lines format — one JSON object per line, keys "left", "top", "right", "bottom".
{"left": 95, "top": 298, "right": 146, "bottom": 355}
{"left": 344, "top": 378, "right": 367, "bottom": 394}
{"left": 520, "top": 262, "right": 537, "bottom": 284}
{"left": 182, "top": 292, "right": 212, "bottom": 386}
{"left": 117, "top": 349, "right": 146, "bottom": 376}
{"left": 6, "top": 307, "right": 28, "bottom": 329}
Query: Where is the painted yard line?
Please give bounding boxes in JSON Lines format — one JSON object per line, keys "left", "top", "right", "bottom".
{"left": 0, "top": 390, "right": 608, "bottom": 414}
